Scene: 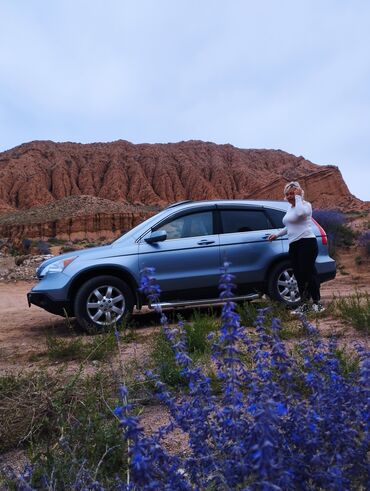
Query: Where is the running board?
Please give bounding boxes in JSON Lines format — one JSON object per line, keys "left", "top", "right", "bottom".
{"left": 148, "top": 293, "right": 260, "bottom": 310}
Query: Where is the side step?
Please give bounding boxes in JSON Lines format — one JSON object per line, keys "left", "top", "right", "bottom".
{"left": 148, "top": 293, "right": 260, "bottom": 310}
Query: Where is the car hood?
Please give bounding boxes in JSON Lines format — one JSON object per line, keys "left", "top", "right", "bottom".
{"left": 36, "top": 244, "right": 116, "bottom": 276}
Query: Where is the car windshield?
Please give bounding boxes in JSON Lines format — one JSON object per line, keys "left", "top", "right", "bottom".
{"left": 111, "top": 207, "right": 170, "bottom": 244}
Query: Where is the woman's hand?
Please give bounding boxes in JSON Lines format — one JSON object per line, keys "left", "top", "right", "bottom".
{"left": 294, "top": 187, "right": 303, "bottom": 196}
{"left": 268, "top": 234, "right": 277, "bottom": 241}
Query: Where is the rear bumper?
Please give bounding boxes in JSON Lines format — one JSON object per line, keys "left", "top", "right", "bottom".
{"left": 27, "top": 292, "right": 72, "bottom": 317}
{"left": 318, "top": 266, "right": 336, "bottom": 283}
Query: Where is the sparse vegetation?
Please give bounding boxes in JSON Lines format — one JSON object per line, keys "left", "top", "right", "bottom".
{"left": 47, "top": 237, "right": 66, "bottom": 245}
{"left": 36, "top": 240, "right": 51, "bottom": 255}
{"left": 355, "top": 255, "right": 363, "bottom": 265}
{"left": 183, "top": 310, "right": 218, "bottom": 355}
{"left": 337, "top": 263, "right": 350, "bottom": 275}
{"left": 59, "top": 243, "right": 79, "bottom": 253}
{"left": 358, "top": 229, "right": 370, "bottom": 256}
{"left": 1, "top": 265, "right": 369, "bottom": 490}
{"left": 21, "top": 238, "right": 32, "bottom": 253}
{"left": 0, "top": 370, "right": 128, "bottom": 488}
{"left": 151, "top": 327, "right": 184, "bottom": 387}
{"left": 84, "top": 241, "right": 99, "bottom": 248}
{"left": 334, "top": 292, "right": 370, "bottom": 334}
{"left": 151, "top": 310, "right": 219, "bottom": 388}
{"left": 313, "top": 209, "right": 356, "bottom": 257}
{"left": 46, "top": 329, "right": 117, "bottom": 361}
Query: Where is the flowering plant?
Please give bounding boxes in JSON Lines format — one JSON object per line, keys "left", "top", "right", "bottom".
{"left": 113, "top": 265, "right": 369, "bottom": 490}
{"left": 9, "top": 265, "right": 369, "bottom": 490}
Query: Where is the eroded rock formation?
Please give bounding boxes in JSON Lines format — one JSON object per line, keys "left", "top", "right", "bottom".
{"left": 0, "top": 139, "right": 366, "bottom": 245}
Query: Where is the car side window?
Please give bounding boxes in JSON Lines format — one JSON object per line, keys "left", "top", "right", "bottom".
{"left": 154, "top": 211, "right": 213, "bottom": 239}
{"left": 220, "top": 209, "right": 272, "bottom": 233}
{"left": 265, "top": 208, "right": 285, "bottom": 228}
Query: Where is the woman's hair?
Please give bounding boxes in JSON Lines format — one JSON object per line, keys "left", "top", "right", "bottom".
{"left": 283, "top": 181, "right": 304, "bottom": 198}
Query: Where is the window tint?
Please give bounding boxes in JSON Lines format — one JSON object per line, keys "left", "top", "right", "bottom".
{"left": 220, "top": 209, "right": 272, "bottom": 233}
{"left": 155, "top": 211, "right": 213, "bottom": 239}
{"left": 265, "top": 208, "right": 285, "bottom": 228}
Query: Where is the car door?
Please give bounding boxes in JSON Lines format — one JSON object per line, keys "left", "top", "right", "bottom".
{"left": 218, "top": 206, "right": 284, "bottom": 293}
{"left": 138, "top": 208, "right": 220, "bottom": 301}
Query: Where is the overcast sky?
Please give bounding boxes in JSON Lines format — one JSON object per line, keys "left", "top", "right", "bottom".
{"left": 1, "top": 0, "right": 369, "bottom": 200}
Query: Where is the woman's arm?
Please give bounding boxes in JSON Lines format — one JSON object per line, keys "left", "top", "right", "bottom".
{"left": 268, "top": 227, "right": 287, "bottom": 241}
{"left": 294, "top": 195, "right": 312, "bottom": 218}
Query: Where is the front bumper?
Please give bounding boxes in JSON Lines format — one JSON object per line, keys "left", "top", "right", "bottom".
{"left": 27, "top": 291, "right": 72, "bottom": 317}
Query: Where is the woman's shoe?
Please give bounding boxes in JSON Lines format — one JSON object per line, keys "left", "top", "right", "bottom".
{"left": 290, "top": 303, "right": 310, "bottom": 315}
{"left": 312, "top": 303, "right": 325, "bottom": 313}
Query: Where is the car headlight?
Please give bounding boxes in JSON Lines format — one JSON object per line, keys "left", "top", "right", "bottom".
{"left": 38, "top": 256, "right": 78, "bottom": 278}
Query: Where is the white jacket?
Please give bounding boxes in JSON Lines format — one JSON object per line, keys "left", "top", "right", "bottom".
{"left": 276, "top": 195, "right": 315, "bottom": 244}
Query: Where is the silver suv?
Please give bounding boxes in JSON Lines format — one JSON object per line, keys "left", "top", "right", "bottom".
{"left": 28, "top": 200, "right": 336, "bottom": 329}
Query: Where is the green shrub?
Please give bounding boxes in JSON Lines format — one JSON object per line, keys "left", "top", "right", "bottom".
{"left": 151, "top": 310, "right": 218, "bottom": 387}
{"left": 183, "top": 310, "right": 218, "bottom": 355}
{"left": 334, "top": 292, "right": 370, "bottom": 333}
{"left": 36, "top": 240, "right": 51, "bottom": 255}
{"left": 336, "top": 224, "right": 356, "bottom": 247}
{"left": 30, "top": 372, "right": 126, "bottom": 488}
{"left": 236, "top": 300, "right": 303, "bottom": 339}
{"left": 236, "top": 301, "right": 260, "bottom": 327}
{"left": 46, "top": 331, "right": 117, "bottom": 361}
{"left": 151, "top": 328, "right": 184, "bottom": 387}
{"left": 312, "top": 210, "right": 356, "bottom": 257}
{"left": 0, "top": 371, "right": 53, "bottom": 453}
{"left": 0, "top": 370, "right": 127, "bottom": 486}
{"left": 334, "top": 348, "right": 360, "bottom": 377}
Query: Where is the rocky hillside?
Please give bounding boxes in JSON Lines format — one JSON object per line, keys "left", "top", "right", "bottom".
{"left": 0, "top": 139, "right": 366, "bottom": 245}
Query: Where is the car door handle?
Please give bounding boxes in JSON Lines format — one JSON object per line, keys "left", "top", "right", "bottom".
{"left": 197, "top": 239, "right": 215, "bottom": 245}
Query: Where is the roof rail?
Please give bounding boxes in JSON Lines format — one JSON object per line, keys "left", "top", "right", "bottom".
{"left": 165, "top": 200, "right": 194, "bottom": 209}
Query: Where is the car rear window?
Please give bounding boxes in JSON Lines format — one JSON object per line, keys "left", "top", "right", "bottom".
{"left": 220, "top": 209, "right": 272, "bottom": 233}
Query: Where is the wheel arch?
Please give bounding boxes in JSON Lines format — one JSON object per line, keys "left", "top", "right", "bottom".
{"left": 68, "top": 266, "right": 141, "bottom": 315}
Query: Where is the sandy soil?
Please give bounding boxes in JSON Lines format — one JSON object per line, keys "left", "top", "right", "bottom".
{"left": 0, "top": 281, "right": 59, "bottom": 369}
{"left": 0, "top": 248, "right": 369, "bottom": 373}
{"left": 0, "top": 280, "right": 164, "bottom": 372}
{"left": 0, "top": 249, "right": 369, "bottom": 475}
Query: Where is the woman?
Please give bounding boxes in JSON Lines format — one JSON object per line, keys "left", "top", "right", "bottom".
{"left": 268, "top": 181, "right": 325, "bottom": 314}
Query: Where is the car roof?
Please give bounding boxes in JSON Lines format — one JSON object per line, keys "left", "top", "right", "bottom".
{"left": 165, "top": 199, "right": 289, "bottom": 211}
{"left": 113, "top": 199, "right": 289, "bottom": 245}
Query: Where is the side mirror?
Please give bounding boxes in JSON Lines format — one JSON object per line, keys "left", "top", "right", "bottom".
{"left": 144, "top": 230, "right": 167, "bottom": 244}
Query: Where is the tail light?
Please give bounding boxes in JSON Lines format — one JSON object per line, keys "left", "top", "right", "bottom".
{"left": 312, "top": 218, "right": 328, "bottom": 245}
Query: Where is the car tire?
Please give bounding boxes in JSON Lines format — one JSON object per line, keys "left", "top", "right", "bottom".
{"left": 267, "top": 260, "right": 301, "bottom": 307}
{"left": 74, "top": 275, "right": 134, "bottom": 331}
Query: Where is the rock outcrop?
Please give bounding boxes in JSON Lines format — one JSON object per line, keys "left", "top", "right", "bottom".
{"left": 0, "top": 139, "right": 367, "bottom": 245}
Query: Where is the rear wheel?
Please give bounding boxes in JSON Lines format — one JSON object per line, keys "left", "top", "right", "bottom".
{"left": 74, "top": 275, "right": 134, "bottom": 330}
{"left": 267, "top": 261, "right": 300, "bottom": 307}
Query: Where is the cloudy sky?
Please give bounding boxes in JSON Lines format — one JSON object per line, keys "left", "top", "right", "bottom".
{"left": 1, "top": 0, "right": 369, "bottom": 200}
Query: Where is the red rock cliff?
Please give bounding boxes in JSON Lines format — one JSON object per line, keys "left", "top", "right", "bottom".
{"left": 0, "top": 139, "right": 366, "bottom": 244}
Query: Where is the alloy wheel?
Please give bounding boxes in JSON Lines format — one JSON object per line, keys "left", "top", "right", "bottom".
{"left": 86, "top": 284, "right": 126, "bottom": 326}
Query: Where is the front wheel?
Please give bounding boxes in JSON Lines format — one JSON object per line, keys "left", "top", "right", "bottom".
{"left": 267, "top": 261, "right": 301, "bottom": 307}
{"left": 74, "top": 276, "right": 134, "bottom": 330}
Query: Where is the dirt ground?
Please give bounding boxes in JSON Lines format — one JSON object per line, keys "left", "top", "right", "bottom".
{"left": 0, "top": 244, "right": 369, "bottom": 373}
{"left": 0, "top": 246, "right": 369, "bottom": 476}
{"left": 0, "top": 280, "right": 163, "bottom": 372}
